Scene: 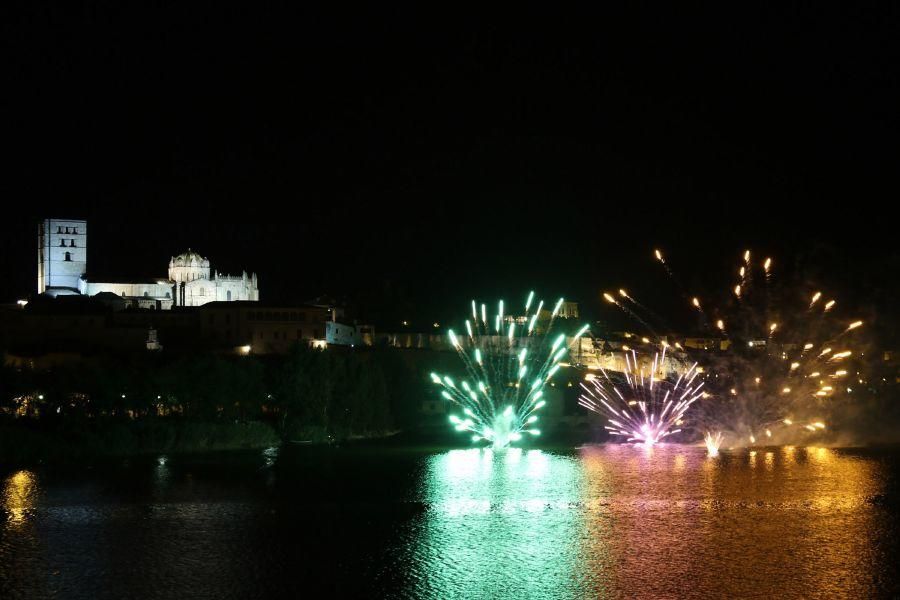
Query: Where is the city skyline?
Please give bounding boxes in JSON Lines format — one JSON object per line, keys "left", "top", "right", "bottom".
{"left": 4, "top": 6, "right": 896, "bottom": 333}
{"left": 2, "top": 210, "right": 892, "bottom": 341}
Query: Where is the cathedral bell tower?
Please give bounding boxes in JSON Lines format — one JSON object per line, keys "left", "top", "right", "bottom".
{"left": 38, "top": 218, "right": 87, "bottom": 294}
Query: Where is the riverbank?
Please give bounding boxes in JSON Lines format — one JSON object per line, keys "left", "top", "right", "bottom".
{"left": 0, "top": 418, "right": 280, "bottom": 465}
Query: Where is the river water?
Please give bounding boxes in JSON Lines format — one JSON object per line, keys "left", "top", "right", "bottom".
{"left": 3, "top": 444, "right": 900, "bottom": 598}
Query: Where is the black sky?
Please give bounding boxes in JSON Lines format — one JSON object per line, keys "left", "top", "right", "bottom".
{"left": 2, "top": 4, "right": 897, "bottom": 334}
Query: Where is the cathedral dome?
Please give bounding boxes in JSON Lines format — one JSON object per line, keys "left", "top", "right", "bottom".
{"left": 171, "top": 249, "right": 209, "bottom": 268}
{"left": 168, "top": 249, "right": 211, "bottom": 282}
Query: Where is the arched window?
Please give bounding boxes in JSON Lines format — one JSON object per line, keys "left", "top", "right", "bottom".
{"left": 226, "top": 290, "right": 232, "bottom": 301}
{"left": 64, "top": 251, "right": 72, "bottom": 261}
{"left": 143, "top": 291, "right": 149, "bottom": 297}
{"left": 60, "top": 239, "right": 66, "bottom": 247}
{"left": 165, "top": 292, "right": 171, "bottom": 299}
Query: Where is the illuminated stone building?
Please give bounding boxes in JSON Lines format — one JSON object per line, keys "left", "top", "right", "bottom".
{"left": 38, "top": 218, "right": 259, "bottom": 309}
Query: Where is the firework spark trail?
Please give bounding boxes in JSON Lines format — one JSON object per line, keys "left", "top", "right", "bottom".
{"left": 654, "top": 248, "right": 677, "bottom": 282}
{"left": 616, "top": 289, "right": 670, "bottom": 334}
{"left": 603, "top": 292, "right": 659, "bottom": 338}
{"left": 578, "top": 348, "right": 705, "bottom": 445}
{"left": 431, "top": 292, "right": 590, "bottom": 448}
{"left": 652, "top": 247, "right": 714, "bottom": 326}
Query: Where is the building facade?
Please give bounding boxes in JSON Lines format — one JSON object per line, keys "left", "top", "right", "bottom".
{"left": 38, "top": 219, "right": 88, "bottom": 294}
{"left": 38, "top": 219, "right": 258, "bottom": 309}
{"left": 166, "top": 250, "right": 259, "bottom": 307}
{"left": 2, "top": 298, "right": 330, "bottom": 357}
{"left": 198, "top": 302, "right": 329, "bottom": 353}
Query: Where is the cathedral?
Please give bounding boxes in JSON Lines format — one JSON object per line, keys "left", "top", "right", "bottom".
{"left": 37, "top": 218, "right": 259, "bottom": 309}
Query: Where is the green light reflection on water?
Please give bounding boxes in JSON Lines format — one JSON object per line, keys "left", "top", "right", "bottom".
{"left": 407, "top": 448, "right": 597, "bottom": 599}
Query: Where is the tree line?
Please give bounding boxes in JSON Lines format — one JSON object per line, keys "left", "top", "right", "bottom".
{"left": 0, "top": 345, "right": 430, "bottom": 443}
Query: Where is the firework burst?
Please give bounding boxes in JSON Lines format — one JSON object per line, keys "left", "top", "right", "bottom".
{"left": 578, "top": 347, "right": 705, "bottom": 445}
{"left": 704, "top": 431, "right": 724, "bottom": 456}
{"left": 430, "top": 292, "right": 589, "bottom": 449}
{"left": 601, "top": 248, "right": 867, "bottom": 446}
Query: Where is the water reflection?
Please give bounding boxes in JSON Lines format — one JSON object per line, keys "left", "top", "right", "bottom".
{"left": 1, "top": 446, "right": 898, "bottom": 598}
{"left": 2, "top": 470, "right": 38, "bottom": 525}
{"left": 402, "top": 445, "right": 900, "bottom": 598}
{"left": 262, "top": 446, "right": 279, "bottom": 467}
{"left": 577, "top": 445, "right": 887, "bottom": 598}
{"left": 406, "top": 449, "right": 588, "bottom": 598}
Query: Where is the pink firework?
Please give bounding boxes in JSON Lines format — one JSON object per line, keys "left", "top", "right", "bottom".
{"left": 579, "top": 348, "right": 705, "bottom": 445}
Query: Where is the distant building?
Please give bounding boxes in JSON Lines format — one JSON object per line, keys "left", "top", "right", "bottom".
{"left": 307, "top": 295, "right": 375, "bottom": 347}
{"left": 197, "top": 302, "right": 328, "bottom": 353}
{"left": 38, "top": 218, "right": 259, "bottom": 309}
{"left": 502, "top": 301, "right": 580, "bottom": 334}
{"left": 323, "top": 322, "right": 375, "bottom": 346}
{"left": 557, "top": 301, "right": 579, "bottom": 319}
{"left": 146, "top": 328, "right": 162, "bottom": 351}
{"left": 326, "top": 321, "right": 361, "bottom": 346}
{"left": 1, "top": 297, "right": 331, "bottom": 357}
{"left": 37, "top": 218, "right": 87, "bottom": 294}
{"left": 682, "top": 336, "right": 728, "bottom": 351}
{"left": 165, "top": 249, "right": 259, "bottom": 307}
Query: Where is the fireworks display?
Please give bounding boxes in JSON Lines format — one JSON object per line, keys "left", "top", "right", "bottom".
{"left": 704, "top": 431, "right": 724, "bottom": 456}
{"left": 598, "top": 248, "right": 867, "bottom": 449}
{"left": 430, "top": 292, "right": 589, "bottom": 448}
{"left": 578, "top": 347, "right": 704, "bottom": 445}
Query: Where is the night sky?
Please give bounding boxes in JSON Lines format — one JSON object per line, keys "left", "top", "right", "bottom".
{"left": 2, "top": 4, "right": 897, "bottom": 337}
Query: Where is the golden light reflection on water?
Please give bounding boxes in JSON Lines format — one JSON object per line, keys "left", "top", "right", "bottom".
{"left": 575, "top": 445, "right": 886, "bottom": 598}
{"left": 2, "top": 470, "right": 38, "bottom": 525}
